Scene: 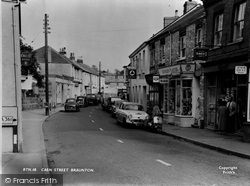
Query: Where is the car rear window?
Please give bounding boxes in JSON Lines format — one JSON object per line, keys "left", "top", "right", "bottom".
{"left": 66, "top": 99, "right": 76, "bottom": 103}
{"left": 124, "top": 104, "right": 144, "bottom": 111}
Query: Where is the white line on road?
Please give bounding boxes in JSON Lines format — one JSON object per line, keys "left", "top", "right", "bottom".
{"left": 89, "top": 115, "right": 91, "bottom": 117}
{"left": 91, "top": 120, "right": 94, "bottom": 123}
{"left": 100, "top": 128, "right": 103, "bottom": 131}
{"left": 156, "top": 159, "right": 172, "bottom": 167}
{"left": 117, "top": 140, "right": 124, "bottom": 143}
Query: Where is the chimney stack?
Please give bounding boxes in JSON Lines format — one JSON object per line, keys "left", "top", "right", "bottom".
{"left": 163, "top": 10, "right": 179, "bottom": 28}
{"left": 77, "top": 59, "right": 83, "bottom": 64}
{"left": 59, "top": 47, "right": 67, "bottom": 55}
{"left": 70, "top": 53, "right": 75, "bottom": 61}
{"left": 183, "top": 0, "right": 198, "bottom": 14}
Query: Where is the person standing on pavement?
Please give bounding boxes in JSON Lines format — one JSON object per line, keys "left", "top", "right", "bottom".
{"left": 227, "top": 97, "right": 237, "bottom": 133}
{"left": 218, "top": 99, "right": 228, "bottom": 133}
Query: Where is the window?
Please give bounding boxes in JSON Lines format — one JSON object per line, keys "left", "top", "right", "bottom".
{"left": 214, "top": 14, "right": 223, "bottom": 46}
{"left": 175, "top": 79, "right": 192, "bottom": 116}
{"left": 179, "top": 35, "right": 186, "bottom": 58}
{"left": 233, "top": 2, "right": 246, "bottom": 41}
{"left": 196, "top": 28, "right": 203, "bottom": 47}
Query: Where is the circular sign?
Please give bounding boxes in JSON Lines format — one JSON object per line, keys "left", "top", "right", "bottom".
{"left": 129, "top": 69, "right": 136, "bottom": 76}
{"left": 185, "top": 64, "right": 191, "bottom": 71}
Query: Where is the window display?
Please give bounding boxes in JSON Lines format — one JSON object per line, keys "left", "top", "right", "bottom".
{"left": 175, "top": 79, "right": 192, "bottom": 116}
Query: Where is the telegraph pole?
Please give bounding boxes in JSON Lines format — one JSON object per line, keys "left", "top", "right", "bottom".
{"left": 44, "top": 14, "right": 50, "bottom": 115}
{"left": 99, "top": 61, "right": 101, "bottom": 94}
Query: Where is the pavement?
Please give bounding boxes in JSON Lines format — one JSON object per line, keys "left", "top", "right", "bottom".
{"left": 162, "top": 123, "right": 250, "bottom": 159}
{"left": 2, "top": 106, "right": 64, "bottom": 185}
{"left": 2, "top": 106, "right": 250, "bottom": 179}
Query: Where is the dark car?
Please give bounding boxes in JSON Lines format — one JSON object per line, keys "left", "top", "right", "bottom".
{"left": 64, "top": 98, "right": 80, "bottom": 112}
{"left": 86, "top": 94, "right": 98, "bottom": 105}
{"left": 104, "top": 97, "right": 122, "bottom": 112}
{"left": 76, "top": 96, "right": 88, "bottom": 107}
{"left": 110, "top": 99, "right": 125, "bottom": 118}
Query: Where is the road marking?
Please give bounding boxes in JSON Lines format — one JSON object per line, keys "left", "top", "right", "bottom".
{"left": 156, "top": 159, "right": 172, "bottom": 167}
{"left": 90, "top": 112, "right": 92, "bottom": 114}
{"left": 117, "top": 140, "right": 124, "bottom": 143}
{"left": 100, "top": 128, "right": 103, "bottom": 131}
{"left": 91, "top": 120, "right": 94, "bottom": 123}
{"left": 89, "top": 115, "right": 91, "bottom": 117}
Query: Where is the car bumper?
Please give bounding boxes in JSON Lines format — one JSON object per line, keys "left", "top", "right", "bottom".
{"left": 65, "top": 106, "right": 76, "bottom": 111}
{"left": 126, "top": 119, "right": 148, "bottom": 126}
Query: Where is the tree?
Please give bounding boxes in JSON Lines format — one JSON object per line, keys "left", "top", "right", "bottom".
{"left": 20, "top": 39, "right": 44, "bottom": 87}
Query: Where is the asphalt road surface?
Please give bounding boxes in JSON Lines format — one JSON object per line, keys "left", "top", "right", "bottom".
{"left": 43, "top": 105, "right": 250, "bottom": 186}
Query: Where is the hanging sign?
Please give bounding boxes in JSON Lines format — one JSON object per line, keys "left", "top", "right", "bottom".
{"left": 159, "top": 78, "right": 169, "bottom": 84}
{"left": 127, "top": 69, "right": 137, "bottom": 79}
{"left": 21, "top": 51, "right": 32, "bottom": 66}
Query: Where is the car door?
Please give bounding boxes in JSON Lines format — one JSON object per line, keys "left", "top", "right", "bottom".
{"left": 117, "top": 103, "right": 124, "bottom": 122}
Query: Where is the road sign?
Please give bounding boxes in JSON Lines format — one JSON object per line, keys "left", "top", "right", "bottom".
{"left": 2, "top": 107, "right": 18, "bottom": 126}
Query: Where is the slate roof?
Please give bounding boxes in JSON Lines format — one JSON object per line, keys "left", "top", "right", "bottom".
{"left": 35, "top": 46, "right": 98, "bottom": 75}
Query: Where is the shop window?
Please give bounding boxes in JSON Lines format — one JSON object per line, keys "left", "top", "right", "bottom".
{"left": 168, "top": 80, "right": 175, "bottom": 114}
{"left": 176, "top": 79, "right": 192, "bottom": 116}
{"left": 233, "top": 2, "right": 246, "bottom": 41}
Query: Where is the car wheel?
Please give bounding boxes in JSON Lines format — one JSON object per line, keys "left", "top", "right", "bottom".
{"left": 123, "top": 118, "right": 127, "bottom": 126}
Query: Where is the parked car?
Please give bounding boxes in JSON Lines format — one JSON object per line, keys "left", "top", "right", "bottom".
{"left": 76, "top": 96, "right": 88, "bottom": 107}
{"left": 102, "top": 97, "right": 121, "bottom": 111}
{"left": 110, "top": 99, "right": 125, "bottom": 118}
{"left": 116, "top": 102, "right": 149, "bottom": 127}
{"left": 107, "top": 97, "right": 122, "bottom": 112}
{"left": 86, "top": 94, "right": 98, "bottom": 105}
{"left": 64, "top": 98, "right": 80, "bottom": 112}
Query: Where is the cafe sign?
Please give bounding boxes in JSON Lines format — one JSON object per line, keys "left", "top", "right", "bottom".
{"left": 158, "top": 65, "right": 181, "bottom": 76}
{"left": 181, "top": 64, "right": 195, "bottom": 74}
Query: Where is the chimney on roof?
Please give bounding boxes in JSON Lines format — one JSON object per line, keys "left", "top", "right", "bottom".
{"left": 183, "top": 0, "right": 198, "bottom": 14}
{"left": 59, "top": 47, "right": 66, "bottom": 55}
{"left": 163, "top": 10, "right": 179, "bottom": 28}
{"left": 77, "top": 59, "right": 83, "bottom": 64}
{"left": 70, "top": 53, "right": 75, "bottom": 61}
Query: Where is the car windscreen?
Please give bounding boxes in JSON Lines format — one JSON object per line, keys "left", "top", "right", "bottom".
{"left": 66, "top": 99, "right": 76, "bottom": 103}
{"left": 124, "top": 104, "right": 144, "bottom": 111}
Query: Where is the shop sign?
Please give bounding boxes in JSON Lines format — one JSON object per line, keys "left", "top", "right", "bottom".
{"left": 127, "top": 69, "right": 137, "bottom": 79}
{"left": 193, "top": 47, "right": 208, "bottom": 60}
{"left": 153, "top": 76, "right": 159, "bottom": 83}
{"left": 21, "top": 51, "right": 32, "bottom": 66}
{"left": 159, "top": 78, "right": 169, "bottom": 84}
{"left": 171, "top": 65, "right": 181, "bottom": 76}
{"left": 181, "top": 64, "right": 195, "bottom": 74}
{"left": 235, "top": 66, "right": 247, "bottom": 74}
{"left": 158, "top": 67, "right": 171, "bottom": 76}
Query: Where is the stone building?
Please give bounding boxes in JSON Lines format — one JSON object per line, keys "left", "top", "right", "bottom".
{"left": 202, "top": 0, "right": 250, "bottom": 133}
{"left": 146, "top": 1, "right": 206, "bottom": 127}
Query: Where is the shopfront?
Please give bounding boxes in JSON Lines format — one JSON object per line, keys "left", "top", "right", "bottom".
{"left": 159, "top": 63, "right": 200, "bottom": 127}
{"left": 145, "top": 74, "right": 163, "bottom": 115}
{"left": 204, "top": 62, "right": 248, "bottom": 132}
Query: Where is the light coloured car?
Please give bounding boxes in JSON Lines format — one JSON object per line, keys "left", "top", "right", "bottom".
{"left": 116, "top": 102, "right": 149, "bottom": 127}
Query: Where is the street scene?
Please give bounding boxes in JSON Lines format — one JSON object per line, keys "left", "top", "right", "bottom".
{"left": 2, "top": 0, "right": 250, "bottom": 186}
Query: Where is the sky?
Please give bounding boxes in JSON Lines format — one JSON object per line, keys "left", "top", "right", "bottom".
{"left": 21, "top": 0, "right": 203, "bottom": 73}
